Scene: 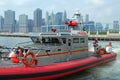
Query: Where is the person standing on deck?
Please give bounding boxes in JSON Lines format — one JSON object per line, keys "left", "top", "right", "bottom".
{"left": 9, "top": 47, "right": 23, "bottom": 63}
{"left": 93, "top": 38, "right": 101, "bottom": 57}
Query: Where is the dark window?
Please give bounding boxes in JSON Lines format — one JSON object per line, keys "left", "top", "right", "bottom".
{"left": 73, "top": 38, "right": 79, "bottom": 43}
{"left": 42, "top": 37, "right": 60, "bottom": 44}
{"left": 31, "top": 37, "right": 40, "bottom": 43}
{"left": 62, "top": 38, "right": 66, "bottom": 44}
{"left": 80, "top": 38, "right": 85, "bottom": 43}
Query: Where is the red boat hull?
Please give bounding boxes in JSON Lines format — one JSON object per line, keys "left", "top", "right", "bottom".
{"left": 0, "top": 52, "right": 117, "bottom": 80}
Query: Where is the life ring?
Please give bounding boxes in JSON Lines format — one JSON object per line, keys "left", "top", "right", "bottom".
{"left": 97, "top": 48, "right": 106, "bottom": 55}
{"left": 22, "top": 51, "right": 36, "bottom": 67}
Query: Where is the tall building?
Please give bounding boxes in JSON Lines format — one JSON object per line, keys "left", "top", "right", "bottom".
{"left": 62, "top": 10, "right": 67, "bottom": 22}
{"left": 33, "top": 8, "right": 42, "bottom": 32}
{"left": 96, "top": 22, "right": 103, "bottom": 32}
{"left": 3, "top": 10, "right": 15, "bottom": 32}
{"left": 105, "top": 24, "right": 109, "bottom": 31}
{"left": 19, "top": 14, "right": 28, "bottom": 32}
{"left": 28, "top": 19, "right": 34, "bottom": 32}
{"left": 55, "top": 12, "right": 63, "bottom": 31}
{"left": 55, "top": 12, "right": 63, "bottom": 25}
{"left": 15, "top": 20, "right": 19, "bottom": 32}
{"left": 85, "top": 14, "right": 89, "bottom": 23}
{"left": 45, "top": 11, "right": 49, "bottom": 25}
{"left": 42, "top": 18, "right": 45, "bottom": 25}
{"left": 0, "top": 16, "right": 4, "bottom": 31}
{"left": 84, "top": 21, "right": 95, "bottom": 32}
{"left": 50, "top": 12, "right": 55, "bottom": 25}
{"left": 113, "top": 20, "right": 119, "bottom": 32}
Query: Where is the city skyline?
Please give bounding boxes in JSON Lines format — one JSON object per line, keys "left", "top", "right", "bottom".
{"left": 0, "top": 9, "right": 119, "bottom": 33}
{"left": 0, "top": 0, "right": 119, "bottom": 24}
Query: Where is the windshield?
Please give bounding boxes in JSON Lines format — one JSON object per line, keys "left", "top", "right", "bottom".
{"left": 42, "top": 37, "right": 60, "bottom": 44}
{"left": 31, "top": 37, "right": 40, "bottom": 43}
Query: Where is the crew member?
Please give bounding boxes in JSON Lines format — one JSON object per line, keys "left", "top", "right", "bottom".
{"left": 10, "top": 47, "right": 23, "bottom": 63}
{"left": 93, "top": 38, "right": 101, "bottom": 57}
{"left": 106, "top": 42, "right": 112, "bottom": 53}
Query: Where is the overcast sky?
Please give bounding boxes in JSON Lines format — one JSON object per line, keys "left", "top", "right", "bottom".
{"left": 0, "top": 0, "right": 119, "bottom": 24}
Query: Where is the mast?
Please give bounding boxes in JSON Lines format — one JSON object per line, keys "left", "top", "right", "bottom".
{"left": 73, "top": 11, "right": 83, "bottom": 30}
{"left": 65, "top": 11, "right": 83, "bottom": 31}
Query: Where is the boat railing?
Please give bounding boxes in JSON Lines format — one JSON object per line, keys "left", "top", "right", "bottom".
{"left": 0, "top": 46, "right": 11, "bottom": 52}
{"left": 22, "top": 47, "right": 52, "bottom": 56}
{"left": 0, "top": 46, "right": 45, "bottom": 60}
{"left": 0, "top": 44, "right": 57, "bottom": 60}
{"left": 15, "top": 41, "right": 33, "bottom": 47}
{"left": 0, "top": 46, "right": 13, "bottom": 60}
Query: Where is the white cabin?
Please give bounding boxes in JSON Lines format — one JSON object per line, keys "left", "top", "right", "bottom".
{"left": 26, "top": 30, "right": 89, "bottom": 65}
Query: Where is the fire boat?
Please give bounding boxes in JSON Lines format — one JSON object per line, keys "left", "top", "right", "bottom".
{"left": 0, "top": 11, "right": 117, "bottom": 80}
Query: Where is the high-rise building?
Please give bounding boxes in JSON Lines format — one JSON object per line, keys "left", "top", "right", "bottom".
{"left": 55, "top": 12, "right": 63, "bottom": 30}
{"left": 28, "top": 19, "right": 34, "bottom": 32}
{"left": 0, "top": 16, "right": 4, "bottom": 31}
{"left": 62, "top": 10, "right": 67, "bottom": 22}
{"left": 45, "top": 11, "right": 49, "bottom": 25}
{"left": 50, "top": 12, "right": 55, "bottom": 25}
{"left": 15, "top": 20, "right": 19, "bottom": 32}
{"left": 105, "top": 24, "right": 109, "bottom": 31}
{"left": 84, "top": 21, "right": 95, "bottom": 32}
{"left": 96, "top": 22, "right": 103, "bottom": 32}
{"left": 19, "top": 14, "right": 28, "bottom": 32}
{"left": 42, "top": 18, "right": 45, "bottom": 25}
{"left": 33, "top": 8, "right": 42, "bottom": 32}
{"left": 3, "top": 10, "right": 15, "bottom": 32}
{"left": 85, "top": 14, "right": 89, "bottom": 23}
{"left": 113, "top": 20, "right": 119, "bottom": 32}
{"left": 55, "top": 12, "right": 63, "bottom": 25}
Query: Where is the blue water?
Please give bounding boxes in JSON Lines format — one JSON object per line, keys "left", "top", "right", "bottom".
{"left": 0, "top": 37, "right": 119, "bottom": 80}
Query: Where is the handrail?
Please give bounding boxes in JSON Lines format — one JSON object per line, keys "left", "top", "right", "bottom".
{"left": 15, "top": 41, "right": 33, "bottom": 46}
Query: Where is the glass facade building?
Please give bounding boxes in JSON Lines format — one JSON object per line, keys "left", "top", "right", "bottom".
{"left": 3, "top": 10, "right": 15, "bottom": 32}
{"left": 19, "top": 14, "right": 28, "bottom": 32}
{"left": 33, "top": 8, "right": 42, "bottom": 32}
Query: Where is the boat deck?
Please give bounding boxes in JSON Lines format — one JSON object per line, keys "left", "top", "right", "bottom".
{"left": 0, "top": 52, "right": 95, "bottom": 67}
{"left": 0, "top": 60, "right": 23, "bottom": 67}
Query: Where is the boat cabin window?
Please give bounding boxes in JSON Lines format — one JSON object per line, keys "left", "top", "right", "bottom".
{"left": 31, "top": 37, "right": 40, "bottom": 43}
{"left": 73, "top": 38, "right": 79, "bottom": 43}
{"left": 80, "top": 38, "right": 85, "bottom": 43}
{"left": 42, "top": 37, "right": 60, "bottom": 44}
{"left": 62, "top": 38, "right": 66, "bottom": 44}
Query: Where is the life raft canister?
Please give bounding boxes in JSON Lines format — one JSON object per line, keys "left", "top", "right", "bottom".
{"left": 11, "top": 52, "right": 20, "bottom": 63}
{"left": 97, "top": 48, "right": 106, "bottom": 55}
{"left": 22, "top": 51, "right": 38, "bottom": 67}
